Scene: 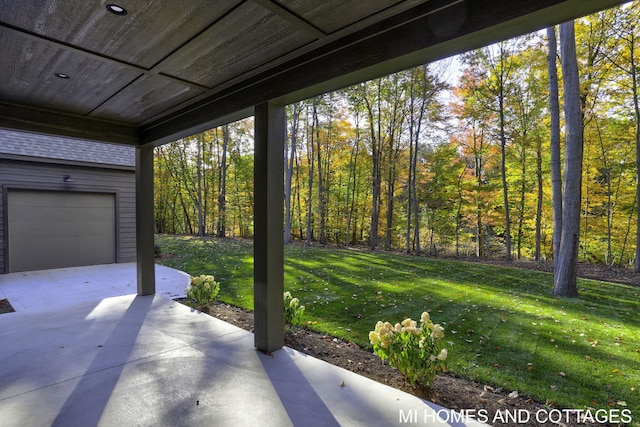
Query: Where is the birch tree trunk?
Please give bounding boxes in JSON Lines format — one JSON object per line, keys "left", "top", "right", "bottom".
{"left": 553, "top": 21, "right": 582, "bottom": 297}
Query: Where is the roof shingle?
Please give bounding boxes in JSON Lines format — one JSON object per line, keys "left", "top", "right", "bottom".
{"left": 0, "top": 129, "right": 135, "bottom": 167}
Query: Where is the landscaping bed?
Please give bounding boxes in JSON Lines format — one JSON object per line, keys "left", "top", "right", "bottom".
{"left": 0, "top": 299, "right": 15, "bottom": 314}
{"left": 201, "top": 300, "right": 605, "bottom": 427}
{"left": 157, "top": 235, "right": 639, "bottom": 425}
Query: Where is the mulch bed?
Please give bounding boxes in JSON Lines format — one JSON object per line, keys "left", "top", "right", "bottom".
{"left": 204, "top": 300, "right": 608, "bottom": 427}
{"left": 0, "top": 298, "right": 15, "bottom": 314}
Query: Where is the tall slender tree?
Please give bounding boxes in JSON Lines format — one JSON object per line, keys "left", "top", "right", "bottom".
{"left": 216, "top": 125, "right": 229, "bottom": 238}
{"left": 553, "top": 21, "right": 582, "bottom": 297}
{"left": 547, "top": 26, "right": 563, "bottom": 268}
{"left": 285, "top": 103, "right": 301, "bottom": 244}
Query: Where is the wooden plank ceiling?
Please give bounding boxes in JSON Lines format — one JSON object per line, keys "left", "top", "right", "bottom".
{"left": 0, "top": 0, "right": 626, "bottom": 146}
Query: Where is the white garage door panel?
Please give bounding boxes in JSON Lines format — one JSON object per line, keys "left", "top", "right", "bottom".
{"left": 8, "top": 191, "right": 116, "bottom": 272}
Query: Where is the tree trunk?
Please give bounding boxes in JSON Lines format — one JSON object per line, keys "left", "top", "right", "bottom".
{"left": 385, "top": 135, "right": 398, "bottom": 251}
{"left": 547, "top": 26, "right": 563, "bottom": 269}
{"left": 455, "top": 168, "right": 465, "bottom": 257}
{"left": 346, "top": 112, "right": 361, "bottom": 248}
{"left": 363, "top": 81, "right": 382, "bottom": 251}
{"left": 406, "top": 106, "right": 414, "bottom": 254}
{"left": 413, "top": 66, "right": 428, "bottom": 255}
{"left": 474, "top": 130, "right": 484, "bottom": 258}
{"left": 631, "top": 33, "right": 640, "bottom": 272}
{"left": 284, "top": 103, "right": 300, "bottom": 244}
{"left": 216, "top": 125, "right": 229, "bottom": 238}
{"left": 535, "top": 134, "right": 543, "bottom": 261}
{"left": 196, "top": 133, "right": 205, "bottom": 236}
{"left": 517, "top": 142, "right": 526, "bottom": 260}
{"left": 314, "top": 100, "right": 327, "bottom": 246}
{"left": 499, "top": 90, "right": 512, "bottom": 262}
{"left": 305, "top": 102, "right": 315, "bottom": 246}
{"left": 553, "top": 21, "right": 582, "bottom": 298}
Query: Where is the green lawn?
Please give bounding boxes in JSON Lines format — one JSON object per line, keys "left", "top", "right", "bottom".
{"left": 156, "top": 235, "right": 639, "bottom": 420}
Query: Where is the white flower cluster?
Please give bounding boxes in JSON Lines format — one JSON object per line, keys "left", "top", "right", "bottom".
{"left": 185, "top": 274, "right": 220, "bottom": 310}
{"left": 284, "top": 291, "right": 305, "bottom": 325}
{"left": 369, "top": 311, "right": 446, "bottom": 356}
{"left": 284, "top": 292, "right": 303, "bottom": 309}
{"left": 368, "top": 310, "right": 448, "bottom": 386}
{"left": 187, "top": 274, "right": 218, "bottom": 291}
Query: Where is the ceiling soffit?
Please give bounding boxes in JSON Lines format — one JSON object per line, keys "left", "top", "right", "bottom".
{"left": 0, "top": 0, "right": 628, "bottom": 146}
{"left": 0, "top": 0, "right": 423, "bottom": 140}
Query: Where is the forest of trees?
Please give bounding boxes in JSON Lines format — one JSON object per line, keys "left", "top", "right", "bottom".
{"left": 154, "top": 3, "right": 640, "bottom": 273}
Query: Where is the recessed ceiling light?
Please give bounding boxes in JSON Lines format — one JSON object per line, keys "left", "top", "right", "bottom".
{"left": 55, "top": 73, "right": 70, "bottom": 79}
{"left": 106, "top": 4, "right": 127, "bottom": 16}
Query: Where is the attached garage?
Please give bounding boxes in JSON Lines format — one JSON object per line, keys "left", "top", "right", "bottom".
{"left": 7, "top": 191, "right": 116, "bottom": 272}
{"left": 0, "top": 129, "right": 136, "bottom": 274}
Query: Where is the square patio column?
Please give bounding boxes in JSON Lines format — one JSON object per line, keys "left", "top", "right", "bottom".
{"left": 136, "top": 144, "right": 156, "bottom": 296}
{"left": 254, "top": 102, "right": 285, "bottom": 353}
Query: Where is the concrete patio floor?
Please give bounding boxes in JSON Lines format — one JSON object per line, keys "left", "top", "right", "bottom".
{"left": 0, "top": 264, "right": 484, "bottom": 426}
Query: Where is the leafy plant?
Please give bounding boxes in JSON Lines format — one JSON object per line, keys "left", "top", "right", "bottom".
{"left": 284, "top": 291, "right": 305, "bottom": 326}
{"left": 185, "top": 274, "right": 220, "bottom": 312}
{"left": 369, "top": 311, "right": 447, "bottom": 387}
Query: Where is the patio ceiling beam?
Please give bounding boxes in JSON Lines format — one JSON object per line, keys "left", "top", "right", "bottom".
{"left": 251, "top": 0, "right": 328, "bottom": 39}
{"left": 0, "top": 101, "right": 140, "bottom": 146}
{"left": 138, "top": 0, "right": 625, "bottom": 147}
{"left": 253, "top": 101, "right": 285, "bottom": 353}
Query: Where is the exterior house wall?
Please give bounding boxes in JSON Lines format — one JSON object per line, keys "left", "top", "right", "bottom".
{"left": 0, "top": 158, "right": 136, "bottom": 274}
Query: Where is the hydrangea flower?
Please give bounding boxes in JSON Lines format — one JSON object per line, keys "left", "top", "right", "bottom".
{"left": 369, "top": 310, "right": 447, "bottom": 386}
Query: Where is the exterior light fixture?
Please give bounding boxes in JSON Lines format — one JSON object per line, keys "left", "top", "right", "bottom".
{"left": 55, "top": 73, "right": 70, "bottom": 79}
{"left": 106, "top": 4, "right": 127, "bottom": 16}
{"left": 63, "top": 174, "right": 75, "bottom": 183}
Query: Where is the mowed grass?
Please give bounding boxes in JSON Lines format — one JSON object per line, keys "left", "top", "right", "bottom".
{"left": 156, "top": 235, "right": 640, "bottom": 419}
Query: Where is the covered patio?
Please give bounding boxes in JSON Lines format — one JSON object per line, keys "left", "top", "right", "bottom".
{"left": 0, "top": 0, "right": 627, "bottom": 425}
{"left": 0, "top": 266, "right": 481, "bottom": 426}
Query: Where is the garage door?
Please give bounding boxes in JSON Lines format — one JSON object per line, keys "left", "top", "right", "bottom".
{"left": 7, "top": 191, "right": 116, "bottom": 272}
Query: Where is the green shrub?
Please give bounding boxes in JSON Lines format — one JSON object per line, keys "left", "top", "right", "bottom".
{"left": 284, "top": 291, "right": 305, "bottom": 326}
{"left": 369, "top": 311, "right": 447, "bottom": 387}
{"left": 185, "top": 274, "right": 220, "bottom": 312}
